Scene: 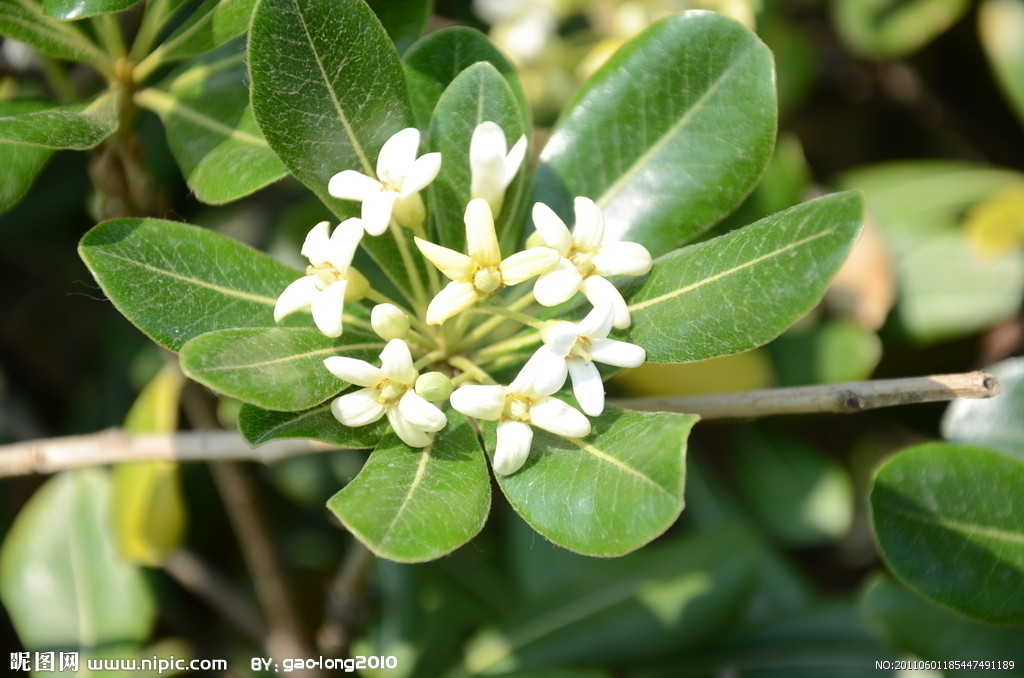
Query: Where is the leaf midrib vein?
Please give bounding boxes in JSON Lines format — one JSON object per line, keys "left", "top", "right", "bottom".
{"left": 378, "top": 445, "right": 432, "bottom": 548}
{"left": 203, "top": 343, "right": 383, "bottom": 371}
{"left": 880, "top": 501, "right": 1024, "bottom": 547}
{"left": 566, "top": 437, "right": 673, "bottom": 499}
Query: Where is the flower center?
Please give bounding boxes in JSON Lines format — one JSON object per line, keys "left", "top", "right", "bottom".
{"left": 570, "top": 335, "right": 593, "bottom": 361}
{"left": 502, "top": 394, "right": 532, "bottom": 423}
{"left": 377, "top": 378, "right": 408, "bottom": 405}
{"left": 569, "top": 249, "right": 596, "bottom": 278}
{"left": 473, "top": 266, "right": 504, "bottom": 294}
{"left": 306, "top": 262, "right": 343, "bottom": 290}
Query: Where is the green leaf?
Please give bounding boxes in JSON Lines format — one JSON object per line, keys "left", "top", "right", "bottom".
{"left": 327, "top": 414, "right": 491, "bottom": 563}
{"left": 137, "top": 48, "right": 287, "bottom": 204}
{"left": 537, "top": 11, "right": 777, "bottom": 255}
{"left": 767, "top": 319, "right": 882, "bottom": 386}
{"left": 869, "top": 442, "right": 1024, "bottom": 625}
{"left": 495, "top": 408, "right": 697, "bottom": 557}
{"left": 943, "top": 358, "right": 1024, "bottom": 462}
{"left": 428, "top": 62, "right": 529, "bottom": 254}
{"left": 0, "top": 469, "right": 156, "bottom": 650}
{"left": 734, "top": 426, "right": 853, "bottom": 546}
{"left": 624, "top": 192, "right": 864, "bottom": 363}
{"left": 0, "top": 0, "right": 110, "bottom": 64}
{"left": 43, "top": 0, "right": 139, "bottom": 20}
{"left": 366, "top": 0, "right": 431, "bottom": 55}
{"left": 981, "top": 0, "right": 1024, "bottom": 126}
{"left": 249, "top": 0, "right": 420, "bottom": 299}
{"left": 0, "top": 91, "right": 118, "bottom": 149}
{"left": 239, "top": 402, "right": 386, "bottom": 448}
{"left": 463, "top": 529, "right": 757, "bottom": 674}
{"left": 0, "top": 100, "right": 54, "bottom": 214}
{"left": 403, "top": 26, "right": 529, "bottom": 131}
{"left": 180, "top": 327, "right": 382, "bottom": 411}
{"left": 832, "top": 0, "right": 971, "bottom": 58}
{"left": 861, "top": 574, "right": 1024, "bottom": 670}
{"left": 79, "top": 217, "right": 308, "bottom": 351}
{"left": 152, "top": 0, "right": 258, "bottom": 63}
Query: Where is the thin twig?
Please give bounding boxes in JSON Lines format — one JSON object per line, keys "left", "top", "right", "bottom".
{"left": 613, "top": 371, "right": 999, "bottom": 420}
{"left": 0, "top": 372, "right": 999, "bottom": 477}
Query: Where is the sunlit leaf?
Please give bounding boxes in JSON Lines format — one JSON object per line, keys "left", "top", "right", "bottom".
{"left": 153, "top": 0, "right": 258, "bottom": 63}
{"left": 981, "top": 0, "right": 1024, "bottom": 125}
{"left": 0, "top": 100, "right": 53, "bottom": 214}
{"left": 43, "top": 0, "right": 139, "bottom": 20}
{"left": 624, "top": 192, "right": 863, "bottom": 363}
{"left": 0, "top": 0, "right": 110, "bottom": 64}
{"left": 942, "top": 357, "right": 1024, "bottom": 462}
{"left": 239, "top": 402, "right": 385, "bottom": 448}
{"left": 832, "top": 0, "right": 971, "bottom": 58}
{"left": 327, "top": 414, "right": 491, "bottom": 562}
{"left": 869, "top": 442, "right": 1024, "bottom": 624}
{"left": 0, "top": 91, "right": 118, "bottom": 149}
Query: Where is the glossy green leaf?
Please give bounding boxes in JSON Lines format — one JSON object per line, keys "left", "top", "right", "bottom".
{"left": 79, "top": 217, "right": 307, "bottom": 351}
{"left": 537, "top": 11, "right": 776, "bottom": 255}
{"left": 428, "top": 62, "right": 529, "bottom": 254}
{"left": 366, "top": 0, "right": 431, "bottom": 55}
{"left": 0, "top": 469, "right": 156, "bottom": 650}
{"left": 832, "top": 0, "right": 971, "bottom": 58}
{"left": 249, "top": 0, "right": 420, "bottom": 299}
{"left": 495, "top": 409, "right": 697, "bottom": 557}
{"left": 0, "top": 101, "right": 54, "bottom": 214}
{"left": 464, "top": 529, "right": 757, "bottom": 674}
{"left": 896, "top": 230, "right": 1024, "bottom": 342}
{"left": 403, "top": 26, "right": 528, "bottom": 131}
{"left": 861, "top": 575, "right": 1024, "bottom": 670}
{"left": 981, "top": 0, "right": 1024, "bottom": 125}
{"left": 181, "top": 327, "right": 382, "bottom": 411}
{"left": 869, "top": 442, "right": 1024, "bottom": 624}
{"left": 153, "top": 0, "right": 258, "bottom": 63}
{"left": 138, "top": 47, "right": 286, "bottom": 204}
{"left": 0, "top": 91, "right": 118, "bottom": 149}
{"left": 624, "top": 192, "right": 863, "bottom": 363}
{"left": 327, "top": 414, "right": 491, "bottom": 562}
{"left": 734, "top": 426, "right": 853, "bottom": 546}
{"left": 43, "top": 0, "right": 139, "bottom": 20}
{"left": 239, "top": 402, "right": 386, "bottom": 448}
{"left": 0, "top": 0, "right": 109, "bottom": 63}
{"left": 943, "top": 358, "right": 1024, "bottom": 462}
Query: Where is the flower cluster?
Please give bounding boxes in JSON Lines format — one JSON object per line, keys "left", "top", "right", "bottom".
{"left": 275, "top": 123, "right": 653, "bottom": 474}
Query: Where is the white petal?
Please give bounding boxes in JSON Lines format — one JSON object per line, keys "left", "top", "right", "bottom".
{"left": 533, "top": 258, "right": 582, "bottom": 306}
{"left": 465, "top": 198, "right": 501, "bottom": 266}
{"left": 499, "top": 247, "right": 560, "bottom": 285}
{"left": 470, "top": 122, "right": 509, "bottom": 206}
{"left": 332, "top": 389, "right": 386, "bottom": 427}
{"left": 323, "top": 356, "right": 384, "bottom": 386}
{"left": 503, "top": 135, "right": 527, "bottom": 188}
{"left": 361, "top": 191, "right": 398, "bottom": 236}
{"left": 493, "top": 421, "right": 533, "bottom": 475}
{"left": 589, "top": 338, "right": 646, "bottom": 368}
{"left": 324, "top": 218, "right": 364, "bottom": 271}
{"left": 274, "top": 276, "right": 318, "bottom": 322}
{"left": 471, "top": 121, "right": 508, "bottom": 164}
{"left": 300, "top": 221, "right": 332, "bottom": 264}
{"left": 414, "top": 237, "right": 475, "bottom": 280}
{"left": 387, "top": 408, "right": 433, "bottom": 448}
{"left": 379, "top": 338, "right": 417, "bottom": 385}
{"left": 377, "top": 127, "right": 420, "bottom": 176}
{"left": 328, "top": 171, "right": 380, "bottom": 201}
{"left": 531, "top": 202, "right": 573, "bottom": 255}
{"left": 529, "top": 396, "right": 591, "bottom": 438}
{"left": 567, "top": 358, "right": 604, "bottom": 417}
{"left": 450, "top": 385, "right": 505, "bottom": 420}
{"left": 401, "top": 152, "right": 442, "bottom": 195}
{"left": 398, "top": 390, "right": 447, "bottom": 432}
{"left": 593, "top": 241, "right": 653, "bottom": 277}
{"left": 575, "top": 301, "right": 615, "bottom": 339}
{"left": 571, "top": 197, "right": 605, "bottom": 252}
{"left": 310, "top": 279, "right": 347, "bottom": 337}
{"left": 582, "top": 276, "right": 631, "bottom": 329}
{"left": 510, "top": 347, "right": 566, "bottom": 396}
{"left": 426, "top": 281, "right": 479, "bottom": 325}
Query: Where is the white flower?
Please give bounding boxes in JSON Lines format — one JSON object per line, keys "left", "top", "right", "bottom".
{"left": 470, "top": 121, "right": 527, "bottom": 217}
{"left": 531, "top": 197, "right": 653, "bottom": 328}
{"left": 415, "top": 198, "right": 559, "bottom": 325}
{"left": 274, "top": 219, "right": 369, "bottom": 338}
{"left": 449, "top": 355, "right": 591, "bottom": 475}
{"left": 529, "top": 303, "right": 646, "bottom": 416}
{"left": 327, "top": 128, "right": 442, "bottom": 235}
{"left": 324, "top": 339, "right": 447, "bottom": 448}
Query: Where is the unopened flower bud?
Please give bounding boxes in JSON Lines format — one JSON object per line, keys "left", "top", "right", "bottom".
{"left": 415, "top": 372, "right": 453, "bottom": 402}
{"left": 371, "top": 303, "right": 410, "bottom": 340}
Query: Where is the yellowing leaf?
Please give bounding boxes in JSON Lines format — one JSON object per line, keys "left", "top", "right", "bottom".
{"left": 611, "top": 351, "right": 774, "bottom": 397}
{"left": 964, "top": 188, "right": 1024, "bottom": 256}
